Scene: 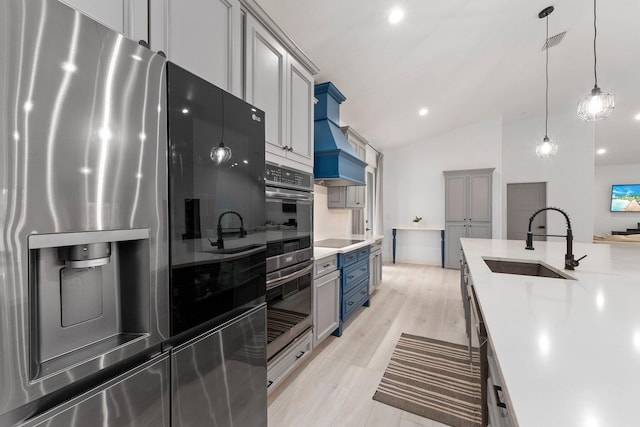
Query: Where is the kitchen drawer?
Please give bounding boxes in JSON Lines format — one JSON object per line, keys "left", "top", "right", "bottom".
{"left": 314, "top": 255, "right": 338, "bottom": 279}
{"left": 357, "top": 246, "right": 370, "bottom": 260}
{"left": 370, "top": 239, "right": 382, "bottom": 254}
{"left": 343, "top": 260, "right": 369, "bottom": 294}
{"left": 267, "top": 330, "right": 312, "bottom": 395}
{"left": 342, "top": 279, "right": 369, "bottom": 321}
{"left": 339, "top": 250, "right": 358, "bottom": 268}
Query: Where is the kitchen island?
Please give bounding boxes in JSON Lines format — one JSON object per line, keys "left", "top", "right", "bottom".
{"left": 461, "top": 238, "right": 640, "bottom": 426}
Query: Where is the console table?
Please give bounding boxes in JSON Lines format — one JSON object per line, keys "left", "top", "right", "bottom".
{"left": 392, "top": 227, "right": 445, "bottom": 268}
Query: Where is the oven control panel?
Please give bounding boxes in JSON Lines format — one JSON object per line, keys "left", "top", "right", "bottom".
{"left": 265, "top": 163, "right": 313, "bottom": 191}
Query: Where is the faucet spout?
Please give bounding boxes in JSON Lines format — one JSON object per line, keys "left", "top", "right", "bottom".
{"left": 524, "top": 207, "right": 583, "bottom": 270}
{"left": 215, "top": 211, "right": 246, "bottom": 249}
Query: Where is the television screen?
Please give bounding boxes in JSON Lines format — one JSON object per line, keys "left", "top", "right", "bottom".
{"left": 611, "top": 184, "right": 640, "bottom": 212}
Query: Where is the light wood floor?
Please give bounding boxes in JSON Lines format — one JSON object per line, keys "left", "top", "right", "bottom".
{"left": 268, "top": 263, "right": 465, "bottom": 427}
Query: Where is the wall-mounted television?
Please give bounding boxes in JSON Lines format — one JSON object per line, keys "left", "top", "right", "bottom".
{"left": 611, "top": 184, "right": 640, "bottom": 212}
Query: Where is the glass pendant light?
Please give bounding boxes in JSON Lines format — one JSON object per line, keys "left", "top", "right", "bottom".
{"left": 210, "top": 142, "right": 232, "bottom": 165}
{"left": 536, "top": 6, "right": 558, "bottom": 158}
{"left": 210, "top": 95, "right": 232, "bottom": 165}
{"left": 577, "top": 0, "right": 614, "bottom": 121}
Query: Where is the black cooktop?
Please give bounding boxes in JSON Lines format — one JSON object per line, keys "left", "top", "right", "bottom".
{"left": 314, "top": 239, "right": 364, "bottom": 248}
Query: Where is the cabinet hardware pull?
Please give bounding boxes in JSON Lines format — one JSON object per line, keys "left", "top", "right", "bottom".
{"left": 360, "top": 290, "right": 366, "bottom": 295}
{"left": 267, "top": 380, "right": 273, "bottom": 387}
{"left": 295, "top": 351, "right": 305, "bottom": 359}
{"left": 493, "top": 384, "right": 507, "bottom": 408}
{"left": 348, "top": 275, "right": 354, "bottom": 279}
{"left": 323, "top": 263, "right": 331, "bottom": 268}
{"left": 348, "top": 301, "right": 355, "bottom": 305}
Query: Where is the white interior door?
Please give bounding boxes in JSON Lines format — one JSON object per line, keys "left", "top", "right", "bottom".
{"left": 364, "top": 167, "right": 375, "bottom": 235}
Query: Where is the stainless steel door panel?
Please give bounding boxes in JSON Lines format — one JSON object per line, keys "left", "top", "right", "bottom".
{"left": 18, "top": 354, "right": 170, "bottom": 427}
{"left": 172, "top": 305, "right": 267, "bottom": 427}
{"left": 0, "top": 0, "right": 168, "bottom": 418}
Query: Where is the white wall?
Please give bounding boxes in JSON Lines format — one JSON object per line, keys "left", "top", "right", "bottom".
{"left": 594, "top": 164, "right": 640, "bottom": 235}
{"left": 383, "top": 117, "right": 503, "bottom": 265}
{"left": 313, "top": 184, "right": 352, "bottom": 240}
{"left": 502, "top": 108, "right": 595, "bottom": 243}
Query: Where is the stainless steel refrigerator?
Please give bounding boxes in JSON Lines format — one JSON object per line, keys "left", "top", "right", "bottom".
{"left": 0, "top": 0, "right": 170, "bottom": 425}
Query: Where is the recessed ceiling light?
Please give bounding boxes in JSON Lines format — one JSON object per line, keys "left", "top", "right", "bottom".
{"left": 181, "top": 108, "right": 189, "bottom": 114}
{"left": 419, "top": 108, "right": 429, "bottom": 116}
{"left": 387, "top": 8, "right": 404, "bottom": 24}
{"left": 634, "top": 112, "right": 640, "bottom": 121}
{"left": 596, "top": 148, "right": 607, "bottom": 155}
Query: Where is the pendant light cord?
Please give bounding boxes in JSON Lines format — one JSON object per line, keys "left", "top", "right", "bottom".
{"left": 593, "top": 0, "right": 598, "bottom": 87}
{"left": 545, "top": 14, "right": 549, "bottom": 138}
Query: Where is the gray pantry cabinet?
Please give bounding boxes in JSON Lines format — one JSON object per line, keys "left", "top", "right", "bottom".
{"left": 444, "top": 168, "right": 494, "bottom": 269}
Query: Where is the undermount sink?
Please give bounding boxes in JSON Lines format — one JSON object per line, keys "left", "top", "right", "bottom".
{"left": 203, "top": 244, "right": 264, "bottom": 255}
{"left": 483, "top": 257, "right": 575, "bottom": 280}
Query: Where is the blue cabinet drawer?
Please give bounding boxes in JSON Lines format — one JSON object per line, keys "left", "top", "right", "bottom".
{"left": 342, "top": 279, "right": 369, "bottom": 320}
{"left": 339, "top": 250, "right": 358, "bottom": 268}
{"left": 357, "top": 246, "right": 370, "bottom": 260}
{"left": 343, "top": 260, "right": 369, "bottom": 294}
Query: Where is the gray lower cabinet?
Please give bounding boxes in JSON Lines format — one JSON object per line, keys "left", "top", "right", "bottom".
{"left": 313, "top": 255, "right": 340, "bottom": 347}
{"left": 487, "top": 343, "right": 516, "bottom": 427}
{"left": 369, "top": 239, "right": 383, "bottom": 293}
{"left": 444, "top": 168, "right": 494, "bottom": 269}
{"left": 19, "top": 354, "right": 170, "bottom": 427}
{"left": 463, "top": 253, "right": 516, "bottom": 427}
{"left": 172, "top": 305, "right": 267, "bottom": 427}
{"left": 267, "top": 330, "right": 312, "bottom": 394}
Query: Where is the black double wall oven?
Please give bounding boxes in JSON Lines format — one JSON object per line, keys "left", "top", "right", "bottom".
{"left": 265, "top": 163, "right": 314, "bottom": 360}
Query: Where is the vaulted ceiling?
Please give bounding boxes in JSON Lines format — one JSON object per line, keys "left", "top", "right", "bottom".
{"left": 257, "top": 0, "right": 640, "bottom": 166}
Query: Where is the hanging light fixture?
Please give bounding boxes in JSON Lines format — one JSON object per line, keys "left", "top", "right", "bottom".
{"left": 577, "top": 0, "right": 614, "bottom": 121}
{"left": 536, "top": 6, "right": 558, "bottom": 158}
{"left": 210, "top": 142, "right": 232, "bottom": 165}
{"left": 210, "top": 95, "right": 232, "bottom": 165}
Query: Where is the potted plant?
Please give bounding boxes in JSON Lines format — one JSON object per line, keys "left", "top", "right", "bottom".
{"left": 412, "top": 216, "right": 422, "bottom": 227}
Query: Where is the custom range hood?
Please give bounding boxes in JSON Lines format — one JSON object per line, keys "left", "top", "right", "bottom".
{"left": 314, "top": 82, "right": 366, "bottom": 186}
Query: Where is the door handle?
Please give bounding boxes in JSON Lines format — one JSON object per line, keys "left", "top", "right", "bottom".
{"left": 537, "top": 225, "right": 546, "bottom": 229}
{"left": 493, "top": 385, "right": 507, "bottom": 408}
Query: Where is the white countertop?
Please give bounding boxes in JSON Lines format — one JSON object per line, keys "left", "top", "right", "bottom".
{"left": 461, "top": 238, "right": 640, "bottom": 427}
{"left": 313, "top": 234, "right": 383, "bottom": 259}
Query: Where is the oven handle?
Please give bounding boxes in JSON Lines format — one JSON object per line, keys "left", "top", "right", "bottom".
{"left": 266, "top": 187, "right": 313, "bottom": 202}
{"left": 266, "top": 263, "right": 314, "bottom": 290}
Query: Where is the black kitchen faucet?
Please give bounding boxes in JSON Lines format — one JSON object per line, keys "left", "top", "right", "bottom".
{"left": 214, "top": 211, "right": 246, "bottom": 249}
{"left": 525, "top": 207, "right": 586, "bottom": 270}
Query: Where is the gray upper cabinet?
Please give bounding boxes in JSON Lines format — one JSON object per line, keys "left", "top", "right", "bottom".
{"left": 245, "top": 14, "right": 315, "bottom": 171}
{"left": 164, "top": 0, "right": 243, "bottom": 96}
{"left": 245, "top": 14, "right": 286, "bottom": 153}
{"left": 60, "top": 0, "right": 148, "bottom": 42}
{"left": 444, "top": 168, "right": 494, "bottom": 269}
{"left": 286, "top": 57, "right": 314, "bottom": 167}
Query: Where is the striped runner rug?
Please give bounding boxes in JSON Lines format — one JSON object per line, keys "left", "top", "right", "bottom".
{"left": 373, "top": 333, "right": 481, "bottom": 427}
